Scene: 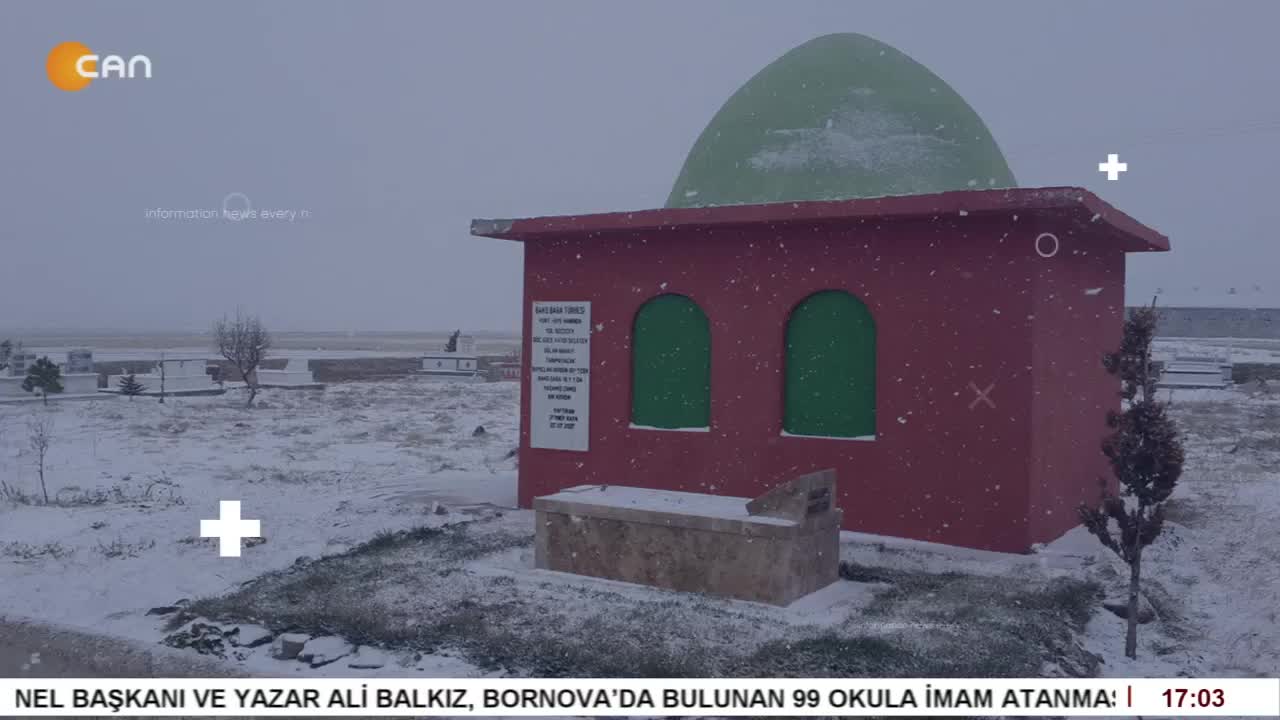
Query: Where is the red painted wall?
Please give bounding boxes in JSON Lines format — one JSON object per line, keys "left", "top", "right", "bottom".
{"left": 518, "top": 212, "right": 1123, "bottom": 553}
{"left": 1027, "top": 218, "right": 1126, "bottom": 545}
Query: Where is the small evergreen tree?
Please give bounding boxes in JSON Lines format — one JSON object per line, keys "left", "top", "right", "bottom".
{"left": 444, "top": 329, "right": 461, "bottom": 353}
{"left": 1078, "top": 304, "right": 1185, "bottom": 659}
{"left": 0, "top": 339, "right": 12, "bottom": 373}
{"left": 117, "top": 373, "right": 147, "bottom": 398}
{"left": 21, "top": 357, "right": 64, "bottom": 405}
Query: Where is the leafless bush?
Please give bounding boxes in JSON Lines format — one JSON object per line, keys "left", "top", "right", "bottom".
{"left": 95, "top": 537, "right": 157, "bottom": 559}
{"left": 213, "top": 309, "right": 271, "bottom": 408}
{"left": 27, "top": 415, "right": 54, "bottom": 504}
{"left": 1, "top": 481, "right": 36, "bottom": 505}
{"left": 46, "top": 474, "right": 183, "bottom": 508}
{"left": 3, "top": 541, "right": 73, "bottom": 560}
{"left": 242, "top": 464, "right": 348, "bottom": 485}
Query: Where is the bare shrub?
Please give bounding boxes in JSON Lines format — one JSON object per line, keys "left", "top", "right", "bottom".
{"left": 3, "top": 542, "right": 74, "bottom": 560}
{"left": 47, "top": 475, "right": 183, "bottom": 508}
{"left": 213, "top": 309, "right": 271, "bottom": 408}
{"left": 27, "top": 415, "right": 54, "bottom": 504}
{"left": 96, "top": 537, "right": 157, "bottom": 559}
{"left": 1, "top": 481, "right": 36, "bottom": 505}
{"left": 243, "top": 465, "right": 347, "bottom": 485}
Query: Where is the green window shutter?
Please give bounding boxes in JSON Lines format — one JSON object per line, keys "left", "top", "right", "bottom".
{"left": 632, "top": 294, "right": 711, "bottom": 429}
{"left": 783, "top": 291, "right": 876, "bottom": 438}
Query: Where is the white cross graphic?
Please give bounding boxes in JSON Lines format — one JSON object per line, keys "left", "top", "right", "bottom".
{"left": 200, "top": 501, "right": 261, "bottom": 558}
{"left": 968, "top": 382, "right": 996, "bottom": 410}
{"left": 1098, "top": 153, "right": 1128, "bottom": 181}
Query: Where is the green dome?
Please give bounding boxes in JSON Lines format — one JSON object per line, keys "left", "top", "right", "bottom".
{"left": 666, "top": 33, "right": 1017, "bottom": 208}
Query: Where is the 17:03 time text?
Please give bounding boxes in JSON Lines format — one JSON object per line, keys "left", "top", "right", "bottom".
{"left": 1163, "top": 687, "right": 1226, "bottom": 708}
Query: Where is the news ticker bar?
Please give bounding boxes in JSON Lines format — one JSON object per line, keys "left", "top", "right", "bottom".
{"left": 2, "top": 678, "right": 1278, "bottom": 717}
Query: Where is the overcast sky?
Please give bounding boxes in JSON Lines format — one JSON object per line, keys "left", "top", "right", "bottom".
{"left": 2, "top": 1, "right": 1277, "bottom": 332}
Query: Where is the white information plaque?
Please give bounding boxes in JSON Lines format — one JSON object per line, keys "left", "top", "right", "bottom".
{"left": 530, "top": 301, "right": 591, "bottom": 451}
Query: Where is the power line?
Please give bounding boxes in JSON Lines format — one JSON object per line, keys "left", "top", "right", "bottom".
{"left": 1003, "top": 116, "right": 1280, "bottom": 158}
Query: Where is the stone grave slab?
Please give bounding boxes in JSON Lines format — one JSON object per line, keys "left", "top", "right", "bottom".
{"left": 256, "top": 358, "right": 323, "bottom": 389}
{"left": 533, "top": 470, "right": 841, "bottom": 606}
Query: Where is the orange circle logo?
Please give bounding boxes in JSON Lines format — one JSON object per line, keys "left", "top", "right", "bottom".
{"left": 47, "top": 41, "right": 95, "bottom": 91}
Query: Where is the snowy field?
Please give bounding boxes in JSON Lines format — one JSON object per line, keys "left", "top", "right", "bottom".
{"left": 1, "top": 378, "right": 1277, "bottom": 679}
{"left": 1153, "top": 337, "right": 1280, "bottom": 364}
{"left": 0, "top": 380, "right": 519, "bottom": 661}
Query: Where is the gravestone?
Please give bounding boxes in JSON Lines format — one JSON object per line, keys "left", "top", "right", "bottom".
{"left": 487, "top": 362, "right": 520, "bottom": 382}
{"left": 419, "top": 334, "right": 480, "bottom": 380}
{"left": 746, "top": 468, "right": 835, "bottom": 520}
{"left": 66, "top": 349, "right": 94, "bottom": 374}
{"left": 533, "top": 469, "right": 841, "bottom": 606}
{"left": 256, "top": 358, "right": 322, "bottom": 389}
{"left": 1158, "top": 354, "right": 1232, "bottom": 389}
{"left": 106, "top": 358, "right": 222, "bottom": 395}
{"left": 6, "top": 352, "right": 35, "bottom": 377}
{"left": 61, "top": 348, "right": 99, "bottom": 394}
{"left": 0, "top": 352, "right": 37, "bottom": 397}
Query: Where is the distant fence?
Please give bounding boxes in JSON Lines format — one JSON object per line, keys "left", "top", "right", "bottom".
{"left": 93, "top": 355, "right": 516, "bottom": 386}
{"left": 1132, "top": 306, "right": 1280, "bottom": 339}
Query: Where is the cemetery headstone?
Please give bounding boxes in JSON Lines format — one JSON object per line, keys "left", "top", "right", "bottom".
{"left": 256, "top": 358, "right": 322, "bottom": 389}
{"left": 66, "top": 349, "right": 94, "bottom": 374}
{"left": 746, "top": 468, "right": 836, "bottom": 522}
{"left": 7, "top": 352, "right": 35, "bottom": 377}
{"left": 61, "top": 348, "right": 99, "bottom": 394}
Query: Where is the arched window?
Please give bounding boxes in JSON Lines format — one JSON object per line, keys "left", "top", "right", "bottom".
{"left": 631, "top": 294, "right": 711, "bottom": 429}
{"left": 783, "top": 290, "right": 876, "bottom": 438}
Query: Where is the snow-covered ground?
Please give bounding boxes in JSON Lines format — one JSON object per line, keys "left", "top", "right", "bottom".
{"left": 1, "top": 377, "right": 1277, "bottom": 679}
{"left": 1153, "top": 337, "right": 1280, "bottom": 364}
{"left": 1078, "top": 386, "right": 1280, "bottom": 679}
{"left": 0, "top": 379, "right": 519, "bottom": 655}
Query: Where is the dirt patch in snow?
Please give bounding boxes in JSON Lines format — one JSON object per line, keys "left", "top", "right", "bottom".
{"left": 182, "top": 514, "right": 1101, "bottom": 678}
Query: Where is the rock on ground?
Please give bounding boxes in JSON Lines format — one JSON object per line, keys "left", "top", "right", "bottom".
{"left": 229, "top": 624, "right": 273, "bottom": 648}
{"left": 1103, "top": 593, "right": 1157, "bottom": 624}
{"left": 299, "top": 636, "right": 353, "bottom": 668}
{"left": 346, "top": 646, "right": 392, "bottom": 670}
{"left": 271, "top": 633, "right": 310, "bottom": 660}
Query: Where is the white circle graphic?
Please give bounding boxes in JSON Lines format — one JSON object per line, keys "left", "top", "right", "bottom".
{"left": 1034, "top": 232, "right": 1060, "bottom": 258}
{"left": 221, "top": 192, "right": 253, "bottom": 222}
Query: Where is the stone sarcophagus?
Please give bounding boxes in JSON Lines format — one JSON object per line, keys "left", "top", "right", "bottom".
{"left": 256, "top": 358, "right": 321, "bottom": 388}
{"left": 533, "top": 469, "right": 840, "bottom": 606}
